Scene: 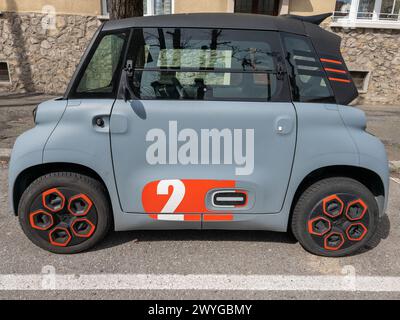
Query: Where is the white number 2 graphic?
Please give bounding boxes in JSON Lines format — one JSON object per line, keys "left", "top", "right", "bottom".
{"left": 157, "top": 180, "right": 185, "bottom": 213}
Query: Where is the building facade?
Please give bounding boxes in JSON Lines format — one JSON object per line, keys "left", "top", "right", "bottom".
{"left": 0, "top": 0, "right": 399, "bottom": 104}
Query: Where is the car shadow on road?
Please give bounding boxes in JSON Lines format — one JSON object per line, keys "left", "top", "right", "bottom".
{"left": 90, "top": 214, "right": 391, "bottom": 256}
{"left": 91, "top": 229, "right": 298, "bottom": 252}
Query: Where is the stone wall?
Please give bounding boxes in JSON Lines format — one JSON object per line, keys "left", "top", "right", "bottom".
{"left": 326, "top": 24, "right": 400, "bottom": 105}
{"left": 0, "top": 12, "right": 101, "bottom": 94}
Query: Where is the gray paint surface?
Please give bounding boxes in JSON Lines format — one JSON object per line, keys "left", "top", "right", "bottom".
{"left": 110, "top": 100, "right": 296, "bottom": 215}
{"left": 8, "top": 98, "right": 389, "bottom": 232}
{"left": 8, "top": 99, "right": 67, "bottom": 212}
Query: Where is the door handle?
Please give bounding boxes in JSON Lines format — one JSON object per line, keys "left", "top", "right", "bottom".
{"left": 92, "top": 115, "right": 109, "bottom": 133}
{"left": 110, "top": 114, "right": 128, "bottom": 134}
{"left": 94, "top": 117, "right": 105, "bottom": 128}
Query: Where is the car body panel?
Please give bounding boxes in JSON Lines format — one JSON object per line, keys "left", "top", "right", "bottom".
{"left": 41, "top": 99, "right": 132, "bottom": 230}
{"left": 110, "top": 100, "right": 297, "bottom": 216}
{"left": 338, "top": 105, "right": 389, "bottom": 215}
{"left": 8, "top": 99, "right": 67, "bottom": 213}
{"left": 40, "top": 99, "right": 202, "bottom": 230}
{"left": 8, "top": 99, "right": 389, "bottom": 230}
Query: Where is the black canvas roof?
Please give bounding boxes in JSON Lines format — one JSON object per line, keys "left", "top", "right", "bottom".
{"left": 102, "top": 13, "right": 307, "bottom": 35}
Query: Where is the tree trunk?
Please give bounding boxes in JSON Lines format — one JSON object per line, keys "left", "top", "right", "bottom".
{"left": 108, "top": 0, "right": 143, "bottom": 20}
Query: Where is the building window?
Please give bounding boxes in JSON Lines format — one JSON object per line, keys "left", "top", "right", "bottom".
{"left": 0, "top": 62, "right": 11, "bottom": 83}
{"left": 335, "top": 0, "right": 353, "bottom": 17}
{"left": 381, "top": 0, "right": 400, "bottom": 19}
{"left": 101, "top": 0, "right": 173, "bottom": 17}
{"left": 333, "top": 0, "right": 400, "bottom": 28}
{"left": 234, "top": 0, "right": 280, "bottom": 16}
{"left": 357, "top": 0, "right": 376, "bottom": 19}
{"left": 144, "top": 0, "right": 173, "bottom": 16}
{"left": 349, "top": 70, "right": 371, "bottom": 93}
{"left": 101, "top": 0, "right": 109, "bottom": 16}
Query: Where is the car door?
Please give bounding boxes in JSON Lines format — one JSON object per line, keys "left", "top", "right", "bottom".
{"left": 110, "top": 27, "right": 296, "bottom": 224}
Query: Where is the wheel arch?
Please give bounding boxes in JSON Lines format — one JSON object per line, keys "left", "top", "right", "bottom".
{"left": 12, "top": 162, "right": 112, "bottom": 217}
{"left": 289, "top": 165, "right": 385, "bottom": 224}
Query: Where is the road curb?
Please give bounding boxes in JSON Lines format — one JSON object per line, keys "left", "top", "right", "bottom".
{"left": 1, "top": 147, "right": 399, "bottom": 174}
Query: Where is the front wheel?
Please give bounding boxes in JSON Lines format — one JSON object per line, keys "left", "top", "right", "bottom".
{"left": 291, "top": 177, "right": 379, "bottom": 257}
{"left": 18, "top": 172, "right": 112, "bottom": 254}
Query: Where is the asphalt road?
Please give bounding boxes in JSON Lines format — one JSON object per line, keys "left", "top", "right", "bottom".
{"left": 0, "top": 160, "right": 399, "bottom": 300}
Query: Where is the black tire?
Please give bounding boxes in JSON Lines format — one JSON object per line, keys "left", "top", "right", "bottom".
{"left": 291, "top": 177, "right": 379, "bottom": 257}
{"left": 18, "top": 172, "right": 112, "bottom": 254}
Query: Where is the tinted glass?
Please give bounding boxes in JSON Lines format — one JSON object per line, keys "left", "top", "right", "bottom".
{"left": 76, "top": 32, "right": 127, "bottom": 94}
{"left": 127, "top": 28, "right": 286, "bottom": 101}
{"left": 282, "top": 33, "right": 335, "bottom": 103}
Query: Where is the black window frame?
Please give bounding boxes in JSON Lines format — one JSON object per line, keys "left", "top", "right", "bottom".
{"left": 67, "top": 29, "right": 130, "bottom": 100}
{"left": 119, "top": 27, "right": 291, "bottom": 103}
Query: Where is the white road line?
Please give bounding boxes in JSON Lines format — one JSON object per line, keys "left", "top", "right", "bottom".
{"left": 1, "top": 273, "right": 400, "bottom": 292}
{"left": 390, "top": 177, "right": 400, "bottom": 184}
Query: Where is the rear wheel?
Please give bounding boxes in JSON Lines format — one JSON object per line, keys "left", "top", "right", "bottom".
{"left": 18, "top": 172, "right": 112, "bottom": 254}
{"left": 291, "top": 177, "right": 379, "bottom": 257}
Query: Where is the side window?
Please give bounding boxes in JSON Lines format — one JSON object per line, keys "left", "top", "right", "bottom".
{"left": 281, "top": 33, "right": 335, "bottom": 103}
{"left": 126, "top": 28, "right": 286, "bottom": 102}
{"left": 75, "top": 32, "right": 127, "bottom": 96}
